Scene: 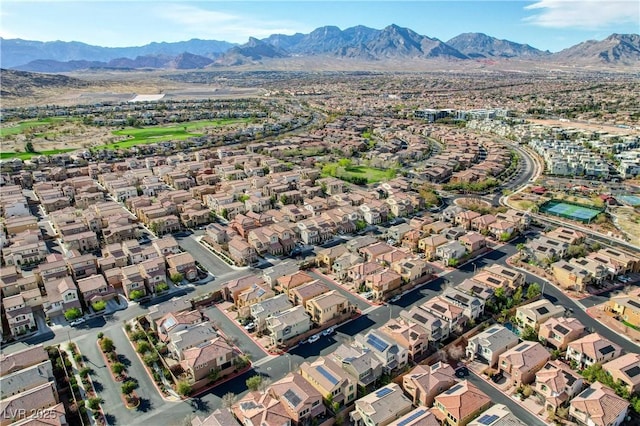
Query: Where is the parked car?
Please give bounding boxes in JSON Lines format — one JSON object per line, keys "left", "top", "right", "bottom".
{"left": 70, "top": 318, "right": 86, "bottom": 327}
{"left": 322, "top": 327, "right": 334, "bottom": 336}
{"left": 244, "top": 322, "right": 256, "bottom": 332}
{"left": 308, "top": 334, "right": 321, "bottom": 343}
{"left": 389, "top": 295, "right": 401, "bottom": 303}
{"left": 491, "top": 371, "right": 504, "bottom": 383}
{"left": 455, "top": 366, "right": 469, "bottom": 378}
{"left": 617, "top": 275, "right": 631, "bottom": 283}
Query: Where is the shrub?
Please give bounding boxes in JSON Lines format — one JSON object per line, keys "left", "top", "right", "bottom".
{"left": 74, "top": 354, "right": 83, "bottom": 364}
{"left": 143, "top": 352, "right": 158, "bottom": 366}
{"left": 111, "top": 362, "right": 126, "bottom": 375}
{"left": 170, "top": 272, "right": 184, "bottom": 284}
{"left": 99, "top": 338, "right": 114, "bottom": 353}
{"left": 121, "top": 380, "right": 138, "bottom": 396}
{"left": 176, "top": 380, "right": 192, "bottom": 396}
{"left": 91, "top": 300, "right": 106, "bottom": 311}
{"left": 129, "top": 290, "right": 145, "bottom": 301}
{"left": 246, "top": 375, "right": 263, "bottom": 391}
{"left": 79, "top": 367, "right": 92, "bottom": 378}
{"left": 130, "top": 330, "right": 146, "bottom": 341}
{"left": 64, "top": 308, "right": 82, "bottom": 321}
{"left": 87, "top": 397, "right": 103, "bottom": 411}
{"left": 97, "top": 332, "right": 104, "bottom": 339}
{"left": 156, "top": 282, "right": 169, "bottom": 293}
{"left": 136, "top": 341, "right": 152, "bottom": 354}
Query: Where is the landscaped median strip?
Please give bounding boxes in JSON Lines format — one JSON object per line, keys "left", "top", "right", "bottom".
{"left": 62, "top": 342, "right": 106, "bottom": 426}
{"left": 96, "top": 333, "right": 142, "bottom": 409}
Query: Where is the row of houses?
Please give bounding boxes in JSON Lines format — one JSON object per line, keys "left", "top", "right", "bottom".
{"left": 0, "top": 235, "right": 196, "bottom": 340}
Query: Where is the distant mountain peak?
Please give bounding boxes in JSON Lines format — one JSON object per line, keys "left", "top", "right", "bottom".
{"left": 447, "top": 32, "right": 547, "bottom": 58}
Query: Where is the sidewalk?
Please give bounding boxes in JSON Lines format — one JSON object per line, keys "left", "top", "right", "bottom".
{"left": 60, "top": 345, "right": 98, "bottom": 426}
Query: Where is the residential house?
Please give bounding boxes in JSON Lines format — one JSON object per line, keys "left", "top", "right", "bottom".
{"left": 388, "top": 408, "right": 439, "bottom": 426}
{"left": 380, "top": 318, "right": 430, "bottom": 361}
{"left": 566, "top": 333, "right": 622, "bottom": 369}
{"left": 356, "top": 329, "right": 408, "bottom": 372}
{"left": 421, "top": 297, "right": 466, "bottom": 331}
{"left": 364, "top": 269, "right": 402, "bottom": 301}
{"left": 569, "top": 257, "right": 609, "bottom": 285}
{"left": 400, "top": 306, "right": 450, "bottom": 343}
{"left": 402, "top": 362, "right": 457, "bottom": 406}
{"left": 0, "top": 359, "right": 54, "bottom": 400}
{"left": 289, "top": 281, "right": 329, "bottom": 307}
{"left": 535, "top": 360, "right": 585, "bottom": 413}
{"left": 605, "top": 295, "right": 640, "bottom": 328}
{"left": 603, "top": 353, "right": 640, "bottom": 395}
{"left": 190, "top": 408, "right": 238, "bottom": 426}
{"left": 487, "top": 220, "right": 515, "bottom": 240}
{"left": 224, "top": 275, "right": 264, "bottom": 303}
{"left": 277, "top": 271, "right": 315, "bottom": 298}
{"left": 316, "top": 245, "right": 348, "bottom": 269}
{"left": 232, "top": 391, "right": 293, "bottom": 426}
{"left": 436, "top": 241, "right": 466, "bottom": 266}
{"left": 305, "top": 290, "right": 351, "bottom": 326}
{"left": 228, "top": 237, "right": 257, "bottom": 266}
{"left": 458, "top": 233, "right": 486, "bottom": 254}
{"left": 166, "top": 252, "right": 198, "bottom": 282}
{"left": 526, "top": 236, "right": 568, "bottom": 264}
{"left": 180, "top": 337, "right": 238, "bottom": 385}
{"left": 471, "top": 214, "right": 497, "bottom": 233}
{"left": 76, "top": 274, "right": 113, "bottom": 304}
{"left": 538, "top": 317, "right": 586, "bottom": 351}
{"left": 43, "top": 276, "right": 81, "bottom": 318}
{"left": 546, "top": 227, "right": 586, "bottom": 245}
{"left": 250, "top": 294, "right": 293, "bottom": 332}
{"left": 570, "top": 382, "right": 629, "bottom": 426}
{"left": 351, "top": 383, "right": 413, "bottom": 426}
{"left": 391, "top": 258, "right": 432, "bottom": 284}
{"left": 468, "top": 405, "right": 526, "bottom": 426}
{"left": 332, "top": 252, "right": 364, "bottom": 280}
{"left": 121, "top": 264, "right": 146, "bottom": 300}
{"left": 455, "top": 210, "right": 481, "bottom": 230}
{"left": 235, "top": 282, "right": 275, "bottom": 317}
{"left": 515, "top": 300, "right": 565, "bottom": 332}
{"left": 0, "top": 382, "right": 59, "bottom": 426}
{"left": 466, "top": 325, "right": 519, "bottom": 367}
{"left": 455, "top": 280, "right": 494, "bottom": 303}
{"left": 153, "top": 236, "right": 181, "bottom": 256}
{"left": 498, "top": 342, "right": 551, "bottom": 387}
{"left": 418, "top": 235, "right": 449, "bottom": 260}
{"left": 481, "top": 265, "right": 525, "bottom": 291}
{"left": 441, "top": 288, "right": 484, "bottom": 321}
{"left": 359, "top": 242, "right": 395, "bottom": 262}
{"left": 299, "top": 356, "right": 357, "bottom": 408}
{"left": 331, "top": 343, "right": 383, "bottom": 389}
{"left": 266, "top": 305, "right": 311, "bottom": 346}
{"left": 432, "top": 380, "right": 492, "bottom": 426}
{"left": 551, "top": 260, "right": 591, "bottom": 292}
{"left": 269, "top": 372, "right": 326, "bottom": 425}
{"left": 3, "top": 294, "right": 36, "bottom": 338}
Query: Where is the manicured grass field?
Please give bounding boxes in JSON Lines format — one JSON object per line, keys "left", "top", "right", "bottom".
{"left": 0, "top": 117, "right": 74, "bottom": 137}
{"left": 0, "top": 149, "right": 76, "bottom": 160}
{"left": 343, "top": 165, "right": 396, "bottom": 183}
{"left": 100, "top": 118, "right": 250, "bottom": 150}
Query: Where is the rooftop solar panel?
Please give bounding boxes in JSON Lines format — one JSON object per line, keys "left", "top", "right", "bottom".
{"left": 316, "top": 365, "right": 339, "bottom": 386}
{"left": 397, "top": 409, "right": 428, "bottom": 426}
{"left": 445, "top": 384, "right": 463, "bottom": 394}
{"left": 367, "top": 334, "right": 389, "bottom": 352}
{"left": 502, "top": 270, "right": 516, "bottom": 277}
{"left": 283, "top": 389, "right": 302, "bottom": 408}
{"left": 536, "top": 306, "right": 549, "bottom": 315}
{"left": 629, "top": 300, "right": 640, "bottom": 309}
{"left": 375, "top": 387, "right": 393, "bottom": 398}
{"left": 515, "top": 343, "right": 530, "bottom": 352}
{"left": 477, "top": 414, "right": 499, "bottom": 425}
{"left": 625, "top": 366, "right": 640, "bottom": 378}
{"left": 580, "top": 387, "right": 596, "bottom": 398}
{"left": 431, "top": 304, "right": 447, "bottom": 313}
{"left": 487, "top": 277, "right": 501, "bottom": 285}
{"left": 599, "top": 345, "right": 615, "bottom": 355}
{"left": 554, "top": 324, "right": 570, "bottom": 335}
{"left": 413, "top": 313, "right": 428, "bottom": 323}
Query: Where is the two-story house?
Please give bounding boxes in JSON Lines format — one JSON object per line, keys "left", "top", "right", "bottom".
{"left": 300, "top": 356, "right": 357, "bottom": 409}
{"left": 351, "top": 383, "right": 413, "bottom": 426}
{"left": 515, "top": 299, "right": 565, "bottom": 332}
{"left": 535, "top": 360, "right": 584, "bottom": 414}
{"left": 566, "top": 333, "right": 623, "bottom": 369}
{"left": 570, "top": 382, "right": 629, "bottom": 426}
{"left": 305, "top": 291, "right": 351, "bottom": 326}
{"left": 538, "top": 316, "right": 586, "bottom": 351}
{"left": 498, "top": 342, "right": 551, "bottom": 387}
{"left": 466, "top": 325, "right": 519, "bottom": 367}
{"left": 266, "top": 305, "right": 311, "bottom": 346}
{"left": 402, "top": 362, "right": 457, "bottom": 407}
{"left": 433, "top": 380, "right": 492, "bottom": 426}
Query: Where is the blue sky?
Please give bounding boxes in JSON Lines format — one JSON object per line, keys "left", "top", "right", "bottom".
{"left": 1, "top": 1, "right": 638, "bottom": 52}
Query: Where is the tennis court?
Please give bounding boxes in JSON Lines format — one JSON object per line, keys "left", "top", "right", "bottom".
{"left": 539, "top": 200, "right": 602, "bottom": 223}
{"left": 618, "top": 195, "right": 640, "bottom": 207}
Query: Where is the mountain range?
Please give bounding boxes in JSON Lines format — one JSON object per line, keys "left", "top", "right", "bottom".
{"left": 1, "top": 25, "right": 639, "bottom": 72}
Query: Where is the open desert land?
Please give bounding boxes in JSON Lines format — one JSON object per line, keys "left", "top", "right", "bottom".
{"left": 529, "top": 118, "right": 640, "bottom": 135}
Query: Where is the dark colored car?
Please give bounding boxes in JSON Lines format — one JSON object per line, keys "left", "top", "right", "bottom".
{"left": 491, "top": 371, "right": 504, "bottom": 383}
{"left": 455, "top": 366, "right": 469, "bottom": 378}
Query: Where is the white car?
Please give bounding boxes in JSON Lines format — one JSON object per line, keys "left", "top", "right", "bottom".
{"left": 322, "top": 327, "right": 334, "bottom": 336}
{"left": 70, "top": 318, "right": 86, "bottom": 327}
{"left": 389, "top": 295, "right": 401, "bottom": 303}
{"left": 308, "top": 334, "right": 321, "bottom": 343}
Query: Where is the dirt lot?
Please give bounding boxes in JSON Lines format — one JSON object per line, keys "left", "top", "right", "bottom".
{"left": 528, "top": 119, "right": 640, "bottom": 136}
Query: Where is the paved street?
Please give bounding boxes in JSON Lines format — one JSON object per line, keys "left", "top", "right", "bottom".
{"left": 175, "top": 234, "right": 235, "bottom": 278}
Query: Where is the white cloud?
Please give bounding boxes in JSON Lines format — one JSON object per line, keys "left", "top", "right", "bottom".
{"left": 524, "top": 0, "right": 639, "bottom": 29}
{"left": 155, "top": 4, "right": 310, "bottom": 43}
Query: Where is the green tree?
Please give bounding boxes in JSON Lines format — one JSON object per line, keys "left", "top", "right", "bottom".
{"left": 100, "top": 337, "right": 115, "bottom": 353}
{"left": 129, "top": 290, "right": 145, "bottom": 301}
{"left": 91, "top": 300, "right": 106, "bottom": 311}
{"left": 121, "top": 380, "right": 138, "bottom": 396}
{"left": 513, "top": 286, "right": 523, "bottom": 305}
{"left": 222, "top": 392, "right": 237, "bottom": 408}
{"left": 64, "top": 308, "right": 82, "bottom": 321}
{"left": 111, "top": 362, "right": 126, "bottom": 375}
{"left": 207, "top": 368, "right": 220, "bottom": 382}
{"left": 156, "top": 282, "right": 169, "bottom": 293}
{"left": 136, "top": 341, "right": 152, "bottom": 354}
{"left": 221, "top": 208, "right": 229, "bottom": 220}
{"left": 87, "top": 397, "right": 103, "bottom": 411}
{"left": 355, "top": 220, "right": 367, "bottom": 232}
{"left": 526, "top": 283, "right": 542, "bottom": 300}
{"left": 25, "top": 141, "right": 36, "bottom": 153}
{"left": 143, "top": 352, "right": 159, "bottom": 366}
{"left": 170, "top": 272, "right": 184, "bottom": 284}
{"left": 176, "top": 380, "right": 192, "bottom": 396}
{"left": 499, "top": 232, "right": 512, "bottom": 242}
{"left": 246, "top": 375, "right": 263, "bottom": 391}
{"left": 521, "top": 325, "right": 539, "bottom": 342}
{"left": 79, "top": 367, "right": 93, "bottom": 378}
{"left": 448, "top": 258, "right": 459, "bottom": 267}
